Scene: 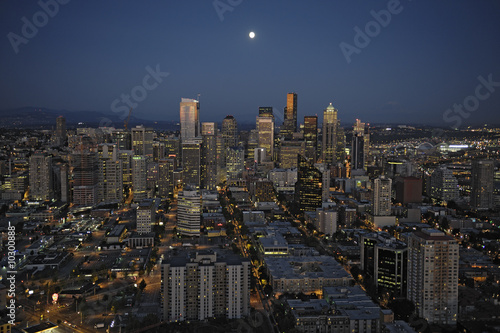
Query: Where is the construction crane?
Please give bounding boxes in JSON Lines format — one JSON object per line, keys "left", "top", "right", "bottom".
{"left": 124, "top": 108, "right": 133, "bottom": 130}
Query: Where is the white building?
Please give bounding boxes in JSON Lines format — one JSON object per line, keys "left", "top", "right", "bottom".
{"left": 136, "top": 200, "right": 154, "bottom": 234}
{"left": 161, "top": 250, "right": 250, "bottom": 322}
{"left": 177, "top": 188, "right": 201, "bottom": 236}
{"left": 373, "top": 176, "right": 392, "bottom": 216}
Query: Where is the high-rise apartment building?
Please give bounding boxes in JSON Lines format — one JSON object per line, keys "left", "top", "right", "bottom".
{"left": 471, "top": 159, "right": 494, "bottom": 209}
{"left": 430, "top": 166, "right": 459, "bottom": 202}
{"left": 29, "top": 153, "right": 53, "bottom": 201}
{"left": 322, "top": 103, "right": 338, "bottom": 165}
{"left": 304, "top": 116, "right": 318, "bottom": 161}
{"left": 160, "top": 250, "right": 251, "bottom": 322}
{"left": 182, "top": 138, "right": 202, "bottom": 189}
{"left": 180, "top": 98, "right": 200, "bottom": 141}
{"left": 407, "top": 229, "right": 459, "bottom": 325}
{"left": 177, "top": 188, "right": 201, "bottom": 236}
{"left": 201, "top": 122, "right": 218, "bottom": 190}
{"left": 295, "top": 155, "right": 323, "bottom": 212}
{"left": 373, "top": 176, "right": 392, "bottom": 216}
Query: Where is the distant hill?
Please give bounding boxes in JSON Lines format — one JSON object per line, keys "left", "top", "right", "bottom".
{"left": 0, "top": 107, "right": 178, "bottom": 130}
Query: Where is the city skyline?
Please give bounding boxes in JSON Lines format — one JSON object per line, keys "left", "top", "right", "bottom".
{"left": 1, "top": 1, "right": 500, "bottom": 126}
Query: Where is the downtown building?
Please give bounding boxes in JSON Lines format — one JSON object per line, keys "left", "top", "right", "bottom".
{"left": 281, "top": 92, "right": 298, "bottom": 139}
{"left": 471, "top": 159, "right": 494, "bottom": 210}
{"left": 97, "top": 144, "right": 123, "bottom": 203}
{"left": 295, "top": 155, "right": 323, "bottom": 213}
{"left": 430, "top": 166, "right": 459, "bottom": 202}
{"left": 177, "top": 187, "right": 201, "bottom": 236}
{"left": 29, "top": 153, "right": 53, "bottom": 201}
{"left": 322, "top": 103, "right": 338, "bottom": 165}
{"left": 407, "top": 229, "right": 459, "bottom": 325}
{"left": 160, "top": 250, "right": 251, "bottom": 322}
{"left": 360, "top": 232, "right": 407, "bottom": 297}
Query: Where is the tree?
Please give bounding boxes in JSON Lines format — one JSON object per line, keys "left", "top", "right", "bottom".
{"left": 139, "top": 279, "right": 147, "bottom": 292}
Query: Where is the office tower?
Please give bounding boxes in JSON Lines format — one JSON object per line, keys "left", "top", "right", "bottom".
{"left": 282, "top": 92, "right": 297, "bottom": 139}
{"left": 247, "top": 130, "right": 259, "bottom": 162}
{"left": 160, "top": 250, "right": 251, "bottom": 322}
{"left": 407, "top": 229, "right": 459, "bottom": 325}
{"left": 29, "top": 153, "right": 53, "bottom": 201}
{"left": 315, "top": 163, "right": 331, "bottom": 201}
{"left": 201, "top": 122, "right": 218, "bottom": 190}
{"left": 256, "top": 116, "right": 274, "bottom": 160}
{"left": 251, "top": 179, "right": 275, "bottom": 202}
{"left": 295, "top": 155, "right": 323, "bottom": 212}
{"left": 351, "top": 133, "right": 365, "bottom": 171}
{"left": 119, "top": 150, "right": 134, "bottom": 188}
{"left": 177, "top": 188, "right": 201, "bottom": 236}
{"left": 258, "top": 106, "right": 274, "bottom": 118}
{"left": 353, "top": 119, "right": 370, "bottom": 168}
{"left": 132, "top": 155, "right": 148, "bottom": 201}
{"left": 471, "top": 159, "right": 494, "bottom": 209}
{"left": 430, "top": 166, "right": 459, "bottom": 202}
{"left": 395, "top": 177, "right": 422, "bottom": 204}
{"left": 72, "top": 151, "right": 99, "bottom": 206}
{"left": 147, "top": 161, "right": 159, "bottom": 193}
{"left": 137, "top": 200, "right": 154, "bottom": 234}
{"left": 55, "top": 115, "right": 66, "bottom": 146}
{"left": 222, "top": 115, "right": 238, "bottom": 149}
{"left": 158, "top": 157, "right": 177, "bottom": 197}
{"left": 315, "top": 208, "right": 337, "bottom": 236}
{"left": 164, "top": 134, "right": 180, "bottom": 157}
{"left": 304, "top": 116, "right": 318, "bottom": 161}
{"left": 97, "top": 144, "right": 123, "bottom": 203}
{"left": 131, "top": 125, "right": 154, "bottom": 156}
{"left": 180, "top": 98, "right": 200, "bottom": 141}
{"left": 226, "top": 146, "right": 245, "bottom": 180}
{"left": 373, "top": 176, "right": 392, "bottom": 216}
{"left": 336, "top": 124, "right": 346, "bottom": 163}
{"left": 152, "top": 141, "right": 165, "bottom": 162}
{"left": 60, "top": 163, "right": 69, "bottom": 203}
{"left": 112, "top": 129, "right": 132, "bottom": 151}
{"left": 322, "top": 103, "right": 338, "bottom": 165}
{"left": 254, "top": 148, "right": 266, "bottom": 164}
{"left": 279, "top": 140, "right": 304, "bottom": 169}
{"left": 360, "top": 232, "right": 407, "bottom": 297}
{"left": 182, "top": 138, "right": 202, "bottom": 189}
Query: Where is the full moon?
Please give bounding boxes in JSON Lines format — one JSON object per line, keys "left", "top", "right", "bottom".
{"left": 249, "top": 31, "right": 255, "bottom": 39}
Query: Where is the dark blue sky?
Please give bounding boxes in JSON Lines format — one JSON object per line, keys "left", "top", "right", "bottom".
{"left": 1, "top": 1, "right": 500, "bottom": 127}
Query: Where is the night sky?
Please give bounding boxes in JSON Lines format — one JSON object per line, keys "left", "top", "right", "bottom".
{"left": 1, "top": 1, "right": 500, "bottom": 127}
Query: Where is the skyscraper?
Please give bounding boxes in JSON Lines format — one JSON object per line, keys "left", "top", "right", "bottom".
{"left": 282, "top": 92, "right": 297, "bottom": 138}
{"left": 201, "top": 122, "right": 218, "bottom": 190}
{"left": 180, "top": 98, "right": 200, "bottom": 141}
{"left": 304, "top": 116, "right": 318, "bottom": 161}
{"left": 132, "top": 155, "right": 148, "bottom": 201}
{"left": 226, "top": 146, "right": 245, "bottom": 180}
{"left": 55, "top": 115, "right": 66, "bottom": 146}
{"left": 373, "top": 176, "right": 392, "bottom": 216}
{"left": 407, "top": 229, "right": 458, "bottom": 325}
{"left": 131, "top": 125, "right": 154, "bottom": 156}
{"left": 295, "top": 155, "right": 323, "bottom": 212}
{"left": 160, "top": 250, "right": 251, "bottom": 322}
{"left": 29, "top": 153, "right": 53, "bottom": 201}
{"left": 182, "top": 138, "right": 202, "bottom": 189}
{"left": 258, "top": 106, "right": 274, "bottom": 118}
{"left": 222, "top": 115, "right": 238, "bottom": 148}
{"left": 322, "top": 103, "right": 338, "bottom": 165}
{"left": 471, "top": 159, "right": 494, "bottom": 210}
{"left": 351, "top": 133, "right": 364, "bottom": 171}
{"left": 177, "top": 188, "right": 201, "bottom": 236}
{"left": 256, "top": 116, "right": 274, "bottom": 160}
{"left": 137, "top": 200, "right": 154, "bottom": 234}
{"left": 72, "top": 150, "right": 99, "bottom": 206}
{"left": 353, "top": 119, "right": 370, "bottom": 168}
{"left": 97, "top": 144, "right": 123, "bottom": 203}
{"left": 158, "top": 157, "right": 176, "bottom": 197}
